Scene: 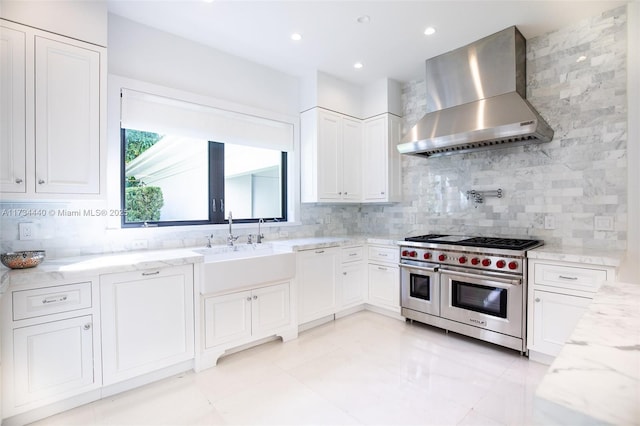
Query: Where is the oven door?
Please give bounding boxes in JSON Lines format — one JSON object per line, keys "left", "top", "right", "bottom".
{"left": 400, "top": 261, "right": 439, "bottom": 316}
{"left": 440, "top": 268, "right": 523, "bottom": 338}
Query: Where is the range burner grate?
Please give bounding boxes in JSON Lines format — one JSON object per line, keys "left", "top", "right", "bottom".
{"left": 404, "top": 235, "right": 541, "bottom": 251}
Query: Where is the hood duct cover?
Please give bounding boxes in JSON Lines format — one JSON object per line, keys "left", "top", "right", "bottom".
{"left": 398, "top": 26, "right": 553, "bottom": 158}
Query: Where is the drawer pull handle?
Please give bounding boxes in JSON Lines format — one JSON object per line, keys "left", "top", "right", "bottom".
{"left": 315, "top": 250, "right": 325, "bottom": 254}
{"left": 142, "top": 271, "right": 160, "bottom": 276}
{"left": 535, "top": 298, "right": 541, "bottom": 302}
{"left": 15, "top": 178, "right": 23, "bottom": 184}
{"left": 83, "top": 323, "right": 91, "bottom": 330}
{"left": 379, "top": 253, "right": 388, "bottom": 257}
{"left": 42, "top": 295, "right": 67, "bottom": 304}
{"left": 378, "top": 266, "right": 387, "bottom": 271}
{"left": 349, "top": 253, "right": 358, "bottom": 256}
{"left": 559, "top": 275, "right": 578, "bottom": 280}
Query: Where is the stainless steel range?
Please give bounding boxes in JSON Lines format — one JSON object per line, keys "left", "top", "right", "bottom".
{"left": 399, "top": 234, "right": 543, "bottom": 353}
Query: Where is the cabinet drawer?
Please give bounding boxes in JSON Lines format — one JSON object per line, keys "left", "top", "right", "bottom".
{"left": 533, "top": 263, "right": 607, "bottom": 293}
{"left": 13, "top": 282, "right": 92, "bottom": 321}
{"left": 342, "top": 246, "right": 364, "bottom": 263}
{"left": 368, "top": 246, "right": 399, "bottom": 264}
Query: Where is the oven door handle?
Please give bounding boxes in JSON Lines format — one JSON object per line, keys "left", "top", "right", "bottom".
{"left": 399, "top": 263, "right": 438, "bottom": 273}
{"left": 439, "top": 268, "right": 522, "bottom": 286}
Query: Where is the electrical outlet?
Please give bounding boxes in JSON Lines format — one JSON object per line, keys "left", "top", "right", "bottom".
{"left": 19, "top": 222, "right": 35, "bottom": 240}
{"left": 544, "top": 216, "right": 555, "bottom": 230}
{"left": 594, "top": 216, "right": 614, "bottom": 231}
{"left": 131, "top": 239, "right": 148, "bottom": 250}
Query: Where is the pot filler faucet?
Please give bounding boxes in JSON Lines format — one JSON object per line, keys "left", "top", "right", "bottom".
{"left": 227, "top": 212, "right": 239, "bottom": 246}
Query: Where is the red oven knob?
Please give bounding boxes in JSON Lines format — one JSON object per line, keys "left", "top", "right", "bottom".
{"left": 458, "top": 256, "right": 467, "bottom": 264}
{"left": 482, "top": 259, "right": 491, "bottom": 267}
{"left": 438, "top": 254, "right": 447, "bottom": 262}
{"left": 471, "top": 258, "right": 480, "bottom": 265}
{"left": 410, "top": 251, "right": 418, "bottom": 258}
{"left": 424, "top": 252, "right": 432, "bottom": 260}
{"left": 402, "top": 250, "right": 409, "bottom": 257}
{"left": 508, "top": 261, "right": 518, "bottom": 270}
{"left": 496, "top": 260, "right": 506, "bottom": 269}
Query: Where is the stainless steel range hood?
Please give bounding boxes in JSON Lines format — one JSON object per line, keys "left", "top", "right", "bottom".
{"left": 398, "top": 26, "right": 553, "bottom": 158}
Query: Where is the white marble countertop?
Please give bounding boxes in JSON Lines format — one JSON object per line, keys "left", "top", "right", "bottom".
{"left": 0, "top": 249, "right": 205, "bottom": 293}
{"left": 534, "top": 281, "right": 640, "bottom": 425}
{"left": 527, "top": 245, "right": 625, "bottom": 267}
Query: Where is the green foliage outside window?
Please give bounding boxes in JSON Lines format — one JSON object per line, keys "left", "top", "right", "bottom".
{"left": 125, "top": 186, "right": 164, "bottom": 222}
{"left": 124, "top": 129, "right": 164, "bottom": 223}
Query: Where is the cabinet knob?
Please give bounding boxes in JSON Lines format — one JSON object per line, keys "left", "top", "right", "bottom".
{"left": 15, "top": 178, "right": 23, "bottom": 184}
{"left": 253, "top": 295, "right": 258, "bottom": 300}
{"left": 343, "top": 272, "right": 347, "bottom": 275}
{"left": 38, "top": 179, "right": 45, "bottom": 184}
{"left": 535, "top": 298, "right": 541, "bottom": 303}
{"left": 380, "top": 192, "right": 385, "bottom": 195}
{"left": 338, "top": 192, "right": 342, "bottom": 195}
{"left": 246, "top": 297, "right": 252, "bottom": 301}
{"left": 83, "top": 323, "right": 91, "bottom": 330}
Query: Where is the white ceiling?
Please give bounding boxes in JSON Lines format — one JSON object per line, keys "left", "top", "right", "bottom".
{"left": 107, "top": 0, "right": 627, "bottom": 86}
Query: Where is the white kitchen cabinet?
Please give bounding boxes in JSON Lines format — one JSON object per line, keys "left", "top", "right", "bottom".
{"left": 0, "top": 19, "right": 106, "bottom": 199}
{"left": 13, "top": 315, "right": 95, "bottom": 407}
{"left": 301, "top": 108, "right": 362, "bottom": 202}
{"left": 367, "top": 245, "right": 400, "bottom": 313}
{"left": 337, "top": 246, "right": 367, "bottom": 310}
{"left": 204, "top": 282, "right": 291, "bottom": 349}
{"left": 297, "top": 247, "right": 339, "bottom": 324}
{"left": 530, "top": 289, "right": 591, "bottom": 357}
{"left": 1, "top": 278, "right": 101, "bottom": 421}
{"left": 100, "top": 265, "right": 195, "bottom": 385}
{"left": 527, "top": 257, "right": 617, "bottom": 364}
{"left": 0, "top": 23, "right": 27, "bottom": 193}
{"left": 362, "top": 113, "right": 402, "bottom": 202}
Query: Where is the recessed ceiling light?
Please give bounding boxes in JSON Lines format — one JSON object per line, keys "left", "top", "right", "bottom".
{"left": 354, "top": 62, "right": 364, "bottom": 69}
{"left": 424, "top": 27, "right": 436, "bottom": 36}
{"left": 290, "top": 33, "right": 303, "bottom": 41}
{"left": 357, "top": 15, "right": 371, "bottom": 24}
{"left": 576, "top": 55, "right": 587, "bottom": 63}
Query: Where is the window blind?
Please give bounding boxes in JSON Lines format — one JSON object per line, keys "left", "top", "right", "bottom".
{"left": 120, "top": 89, "right": 294, "bottom": 152}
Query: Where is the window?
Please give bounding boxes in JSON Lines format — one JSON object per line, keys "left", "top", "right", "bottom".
{"left": 121, "top": 129, "right": 287, "bottom": 227}
{"left": 118, "top": 87, "right": 294, "bottom": 228}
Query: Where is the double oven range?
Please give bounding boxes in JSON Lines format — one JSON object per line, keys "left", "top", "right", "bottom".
{"left": 399, "top": 235, "right": 542, "bottom": 353}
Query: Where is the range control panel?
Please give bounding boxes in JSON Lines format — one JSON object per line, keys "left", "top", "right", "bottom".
{"left": 400, "top": 247, "right": 524, "bottom": 274}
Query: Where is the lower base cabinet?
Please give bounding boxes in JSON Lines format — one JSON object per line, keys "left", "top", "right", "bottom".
{"left": 530, "top": 289, "right": 591, "bottom": 357}
{"left": 204, "top": 282, "right": 291, "bottom": 349}
{"left": 12, "top": 315, "right": 95, "bottom": 407}
{"left": 368, "top": 263, "right": 400, "bottom": 311}
{"left": 100, "top": 265, "right": 195, "bottom": 385}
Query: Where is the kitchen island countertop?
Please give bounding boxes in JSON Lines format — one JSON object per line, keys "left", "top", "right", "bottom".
{"left": 534, "top": 280, "right": 640, "bottom": 425}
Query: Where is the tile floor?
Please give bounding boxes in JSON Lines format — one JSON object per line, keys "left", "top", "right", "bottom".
{"left": 31, "top": 311, "right": 550, "bottom": 426}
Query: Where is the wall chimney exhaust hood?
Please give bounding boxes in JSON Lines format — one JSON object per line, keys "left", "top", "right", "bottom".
{"left": 398, "top": 26, "right": 553, "bottom": 158}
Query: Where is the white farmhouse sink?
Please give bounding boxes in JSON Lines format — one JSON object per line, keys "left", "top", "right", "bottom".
{"left": 195, "top": 247, "right": 295, "bottom": 294}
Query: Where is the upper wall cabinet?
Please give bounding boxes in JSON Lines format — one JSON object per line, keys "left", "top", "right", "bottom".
{"left": 363, "top": 113, "right": 402, "bottom": 203}
{"left": 300, "top": 107, "right": 402, "bottom": 204}
{"left": 0, "top": 20, "right": 106, "bottom": 200}
{"left": 301, "top": 108, "right": 363, "bottom": 202}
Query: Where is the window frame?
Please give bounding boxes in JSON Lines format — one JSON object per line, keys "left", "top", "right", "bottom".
{"left": 120, "top": 129, "right": 288, "bottom": 228}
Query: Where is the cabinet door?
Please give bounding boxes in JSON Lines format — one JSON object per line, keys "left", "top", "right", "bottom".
{"left": 13, "top": 315, "right": 94, "bottom": 406}
{"left": 341, "top": 117, "right": 362, "bottom": 201}
{"left": 252, "top": 282, "right": 291, "bottom": 336}
{"left": 530, "top": 289, "right": 591, "bottom": 356}
{"left": 34, "top": 36, "right": 100, "bottom": 194}
{"left": 368, "top": 263, "right": 400, "bottom": 312}
{"left": 297, "top": 248, "right": 338, "bottom": 324}
{"left": 100, "top": 265, "right": 195, "bottom": 385}
{"left": 317, "top": 110, "right": 342, "bottom": 201}
{"left": 204, "top": 290, "right": 252, "bottom": 348}
{"left": 339, "top": 262, "right": 367, "bottom": 309}
{"left": 363, "top": 115, "right": 387, "bottom": 201}
{"left": 0, "top": 24, "right": 27, "bottom": 193}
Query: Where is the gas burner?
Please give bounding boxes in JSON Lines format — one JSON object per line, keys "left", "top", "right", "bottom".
{"left": 404, "top": 234, "right": 448, "bottom": 243}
